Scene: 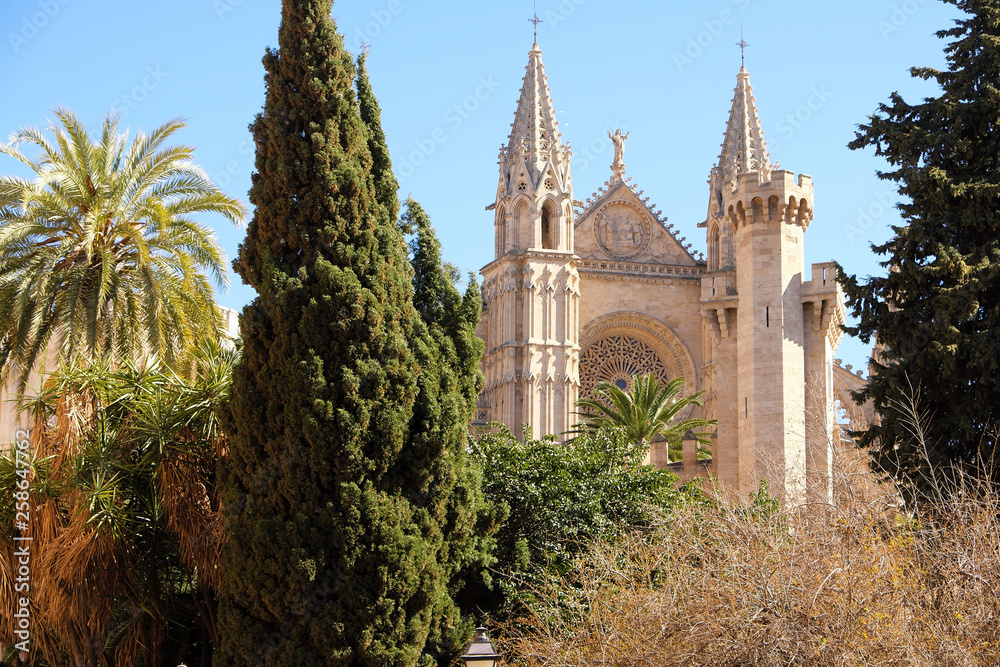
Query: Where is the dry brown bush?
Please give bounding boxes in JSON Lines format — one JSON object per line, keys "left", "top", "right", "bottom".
{"left": 499, "top": 451, "right": 1000, "bottom": 666}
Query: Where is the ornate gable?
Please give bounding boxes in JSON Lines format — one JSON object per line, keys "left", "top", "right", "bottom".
{"left": 574, "top": 176, "right": 702, "bottom": 266}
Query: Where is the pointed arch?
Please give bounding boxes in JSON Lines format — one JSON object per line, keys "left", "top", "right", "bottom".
{"left": 708, "top": 220, "right": 721, "bottom": 271}
{"left": 564, "top": 202, "right": 574, "bottom": 253}
{"left": 495, "top": 202, "right": 508, "bottom": 257}
{"left": 541, "top": 197, "right": 559, "bottom": 250}
{"left": 721, "top": 219, "right": 736, "bottom": 269}
{"left": 512, "top": 197, "right": 530, "bottom": 252}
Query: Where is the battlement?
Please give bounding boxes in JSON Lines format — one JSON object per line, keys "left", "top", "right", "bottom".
{"left": 801, "top": 261, "right": 840, "bottom": 294}
{"left": 735, "top": 169, "right": 812, "bottom": 191}
{"left": 801, "top": 261, "right": 846, "bottom": 347}
{"left": 726, "top": 170, "right": 815, "bottom": 231}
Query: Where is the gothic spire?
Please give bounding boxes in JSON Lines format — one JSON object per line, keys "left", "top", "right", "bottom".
{"left": 715, "top": 66, "right": 771, "bottom": 190}
{"left": 503, "top": 43, "right": 568, "bottom": 186}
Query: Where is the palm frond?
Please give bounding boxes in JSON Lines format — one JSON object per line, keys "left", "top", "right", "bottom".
{"left": 0, "top": 109, "right": 246, "bottom": 385}
{"left": 570, "top": 373, "right": 717, "bottom": 461}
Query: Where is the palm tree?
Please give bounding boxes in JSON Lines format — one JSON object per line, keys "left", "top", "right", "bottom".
{"left": 0, "top": 340, "right": 239, "bottom": 666}
{"left": 572, "top": 374, "right": 716, "bottom": 461}
{"left": 0, "top": 108, "right": 246, "bottom": 385}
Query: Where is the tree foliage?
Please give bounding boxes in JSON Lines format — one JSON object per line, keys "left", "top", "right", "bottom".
{"left": 398, "top": 197, "right": 498, "bottom": 664}
{"left": 572, "top": 374, "right": 715, "bottom": 460}
{"left": 839, "top": 0, "right": 1000, "bottom": 492}
{"left": 499, "top": 455, "right": 1000, "bottom": 667}
{"left": 0, "top": 342, "right": 237, "bottom": 667}
{"left": 216, "top": 4, "right": 491, "bottom": 665}
{"left": 468, "top": 426, "right": 689, "bottom": 617}
{"left": 356, "top": 52, "right": 399, "bottom": 227}
{"left": 0, "top": 109, "right": 245, "bottom": 385}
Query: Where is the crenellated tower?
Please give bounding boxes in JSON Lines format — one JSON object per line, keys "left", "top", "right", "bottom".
{"left": 701, "top": 67, "right": 845, "bottom": 503}
{"left": 478, "top": 42, "right": 580, "bottom": 439}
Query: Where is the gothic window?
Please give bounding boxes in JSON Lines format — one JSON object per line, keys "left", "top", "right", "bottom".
{"left": 496, "top": 204, "right": 507, "bottom": 256}
{"left": 708, "top": 222, "right": 721, "bottom": 271}
{"left": 518, "top": 182, "right": 528, "bottom": 192}
{"left": 721, "top": 222, "right": 736, "bottom": 269}
{"left": 541, "top": 201, "right": 557, "bottom": 250}
{"left": 579, "top": 335, "right": 674, "bottom": 399}
{"left": 544, "top": 177, "right": 554, "bottom": 191}
{"left": 513, "top": 200, "right": 529, "bottom": 251}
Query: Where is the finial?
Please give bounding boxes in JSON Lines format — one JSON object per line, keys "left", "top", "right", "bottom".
{"left": 528, "top": 1, "right": 543, "bottom": 44}
{"left": 361, "top": 41, "right": 371, "bottom": 56}
{"left": 736, "top": 27, "right": 749, "bottom": 68}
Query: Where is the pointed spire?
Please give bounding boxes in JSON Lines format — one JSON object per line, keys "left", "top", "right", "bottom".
{"left": 716, "top": 66, "right": 771, "bottom": 190}
{"left": 503, "top": 43, "right": 567, "bottom": 185}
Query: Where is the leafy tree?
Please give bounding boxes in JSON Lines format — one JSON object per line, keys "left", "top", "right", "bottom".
{"left": 468, "top": 426, "right": 690, "bottom": 617}
{"left": 0, "top": 342, "right": 238, "bottom": 667}
{"left": 0, "top": 109, "right": 245, "bottom": 385}
{"left": 839, "top": 0, "right": 1000, "bottom": 492}
{"left": 216, "top": 3, "right": 490, "bottom": 666}
{"left": 573, "top": 374, "right": 715, "bottom": 460}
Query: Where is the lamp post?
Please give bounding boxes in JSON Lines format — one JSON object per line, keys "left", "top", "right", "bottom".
{"left": 459, "top": 626, "right": 501, "bottom": 667}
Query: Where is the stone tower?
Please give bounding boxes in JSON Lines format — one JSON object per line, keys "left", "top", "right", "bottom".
{"left": 479, "top": 43, "right": 581, "bottom": 439}
{"left": 701, "top": 67, "right": 844, "bottom": 502}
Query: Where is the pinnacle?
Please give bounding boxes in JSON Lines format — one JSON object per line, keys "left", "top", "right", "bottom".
{"left": 503, "top": 43, "right": 566, "bottom": 179}
{"left": 716, "top": 65, "right": 771, "bottom": 189}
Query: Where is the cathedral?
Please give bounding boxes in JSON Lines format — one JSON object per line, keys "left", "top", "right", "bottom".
{"left": 475, "top": 42, "right": 852, "bottom": 503}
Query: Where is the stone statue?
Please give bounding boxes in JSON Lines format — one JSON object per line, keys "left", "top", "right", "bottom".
{"left": 609, "top": 129, "right": 631, "bottom": 177}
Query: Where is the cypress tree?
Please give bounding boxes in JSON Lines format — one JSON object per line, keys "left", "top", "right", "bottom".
{"left": 217, "top": 2, "right": 451, "bottom": 664}
{"left": 355, "top": 51, "right": 400, "bottom": 226}
{"left": 397, "top": 198, "right": 497, "bottom": 664}
{"left": 840, "top": 0, "right": 1000, "bottom": 492}
{"left": 355, "top": 43, "right": 496, "bottom": 664}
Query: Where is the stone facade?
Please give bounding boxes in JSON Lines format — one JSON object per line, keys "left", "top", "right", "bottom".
{"left": 477, "top": 44, "right": 848, "bottom": 504}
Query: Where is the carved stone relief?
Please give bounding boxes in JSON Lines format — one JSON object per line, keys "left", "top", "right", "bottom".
{"left": 595, "top": 203, "right": 649, "bottom": 260}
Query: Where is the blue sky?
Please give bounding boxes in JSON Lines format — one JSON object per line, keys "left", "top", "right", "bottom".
{"left": 0, "top": 0, "right": 964, "bottom": 370}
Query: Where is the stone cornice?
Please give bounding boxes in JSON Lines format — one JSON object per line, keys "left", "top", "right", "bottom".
{"left": 480, "top": 250, "right": 580, "bottom": 276}
{"left": 578, "top": 258, "right": 704, "bottom": 284}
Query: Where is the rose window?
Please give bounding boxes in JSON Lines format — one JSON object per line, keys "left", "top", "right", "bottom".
{"left": 579, "top": 335, "right": 674, "bottom": 398}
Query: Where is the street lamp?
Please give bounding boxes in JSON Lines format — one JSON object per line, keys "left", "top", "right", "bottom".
{"left": 460, "top": 626, "right": 501, "bottom": 667}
